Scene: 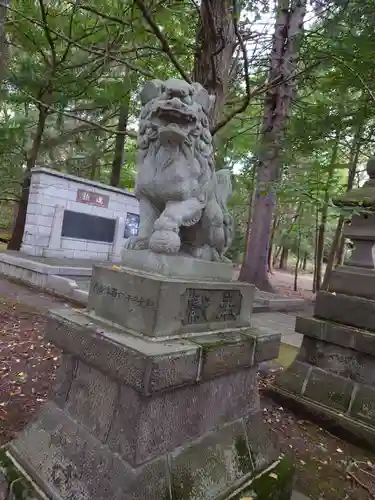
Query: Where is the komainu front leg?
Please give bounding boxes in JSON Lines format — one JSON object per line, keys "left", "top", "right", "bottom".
{"left": 201, "top": 197, "right": 225, "bottom": 258}
{"left": 149, "top": 199, "right": 204, "bottom": 254}
{"left": 124, "top": 196, "right": 159, "bottom": 250}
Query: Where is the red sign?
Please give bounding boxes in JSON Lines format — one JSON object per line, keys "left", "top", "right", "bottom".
{"left": 76, "top": 189, "right": 109, "bottom": 208}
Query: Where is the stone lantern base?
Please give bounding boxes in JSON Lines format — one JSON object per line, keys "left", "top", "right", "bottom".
{"left": 3, "top": 262, "right": 294, "bottom": 500}
{"left": 274, "top": 267, "right": 375, "bottom": 447}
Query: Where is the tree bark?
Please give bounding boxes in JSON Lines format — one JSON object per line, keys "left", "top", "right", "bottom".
{"left": 192, "top": 0, "right": 237, "bottom": 130}
{"left": 315, "top": 127, "right": 340, "bottom": 292}
{"left": 89, "top": 152, "right": 99, "bottom": 180}
{"left": 8, "top": 106, "right": 48, "bottom": 250}
{"left": 239, "top": 0, "right": 307, "bottom": 290}
{"left": 322, "top": 103, "right": 366, "bottom": 287}
{"left": 273, "top": 245, "right": 282, "bottom": 267}
{"left": 312, "top": 197, "right": 320, "bottom": 294}
{"left": 279, "top": 246, "right": 289, "bottom": 270}
{"left": 294, "top": 207, "right": 303, "bottom": 291}
{"left": 110, "top": 97, "right": 131, "bottom": 187}
{"left": 324, "top": 156, "right": 358, "bottom": 274}
{"left": 267, "top": 215, "right": 279, "bottom": 274}
{"left": 302, "top": 252, "right": 307, "bottom": 270}
{"left": 0, "top": 0, "right": 9, "bottom": 81}
{"left": 321, "top": 217, "right": 344, "bottom": 290}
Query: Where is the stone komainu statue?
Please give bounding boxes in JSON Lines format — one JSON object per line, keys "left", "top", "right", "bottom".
{"left": 125, "top": 78, "right": 234, "bottom": 262}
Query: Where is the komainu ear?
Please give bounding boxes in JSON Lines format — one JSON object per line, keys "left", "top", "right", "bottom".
{"left": 140, "top": 80, "right": 164, "bottom": 105}
{"left": 191, "top": 82, "right": 215, "bottom": 114}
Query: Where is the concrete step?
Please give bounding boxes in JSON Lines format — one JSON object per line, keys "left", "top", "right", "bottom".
{"left": 254, "top": 290, "right": 305, "bottom": 313}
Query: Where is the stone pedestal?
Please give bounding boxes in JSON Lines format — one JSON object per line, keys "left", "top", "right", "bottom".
{"left": 274, "top": 157, "right": 375, "bottom": 447}
{"left": 5, "top": 260, "right": 293, "bottom": 500}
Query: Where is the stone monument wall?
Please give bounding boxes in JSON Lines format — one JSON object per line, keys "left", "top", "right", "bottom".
{"left": 21, "top": 167, "right": 140, "bottom": 261}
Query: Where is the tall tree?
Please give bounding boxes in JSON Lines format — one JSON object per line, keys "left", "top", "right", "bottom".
{"left": 239, "top": 0, "right": 307, "bottom": 290}
{"left": 110, "top": 91, "right": 131, "bottom": 187}
{"left": 192, "top": 0, "right": 237, "bottom": 130}
{"left": 0, "top": 0, "right": 9, "bottom": 80}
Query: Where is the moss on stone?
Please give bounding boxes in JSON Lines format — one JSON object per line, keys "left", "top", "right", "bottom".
{"left": 170, "top": 468, "right": 194, "bottom": 500}
{"left": 334, "top": 180, "right": 375, "bottom": 209}
{"left": 228, "top": 457, "right": 294, "bottom": 500}
{"left": 0, "top": 448, "right": 39, "bottom": 499}
{"left": 200, "top": 340, "right": 229, "bottom": 352}
{"left": 235, "top": 436, "right": 253, "bottom": 476}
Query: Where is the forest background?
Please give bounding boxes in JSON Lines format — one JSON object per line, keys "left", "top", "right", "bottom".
{"left": 0, "top": 0, "right": 372, "bottom": 292}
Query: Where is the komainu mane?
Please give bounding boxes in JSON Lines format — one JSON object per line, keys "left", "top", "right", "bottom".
{"left": 125, "top": 78, "right": 233, "bottom": 262}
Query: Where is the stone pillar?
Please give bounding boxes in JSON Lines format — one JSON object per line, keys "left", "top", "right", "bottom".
{"left": 6, "top": 259, "right": 294, "bottom": 499}
{"left": 274, "top": 157, "right": 375, "bottom": 447}
{"left": 43, "top": 205, "right": 65, "bottom": 257}
{"left": 110, "top": 216, "right": 125, "bottom": 263}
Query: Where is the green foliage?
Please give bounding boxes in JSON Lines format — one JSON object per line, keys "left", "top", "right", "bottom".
{"left": 0, "top": 0, "right": 373, "bottom": 273}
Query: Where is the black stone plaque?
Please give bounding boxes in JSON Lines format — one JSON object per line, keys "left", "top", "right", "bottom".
{"left": 124, "top": 212, "right": 140, "bottom": 239}
{"left": 61, "top": 210, "right": 116, "bottom": 243}
{"left": 183, "top": 289, "right": 242, "bottom": 325}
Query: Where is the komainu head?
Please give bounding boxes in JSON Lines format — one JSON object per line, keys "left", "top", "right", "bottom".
{"left": 137, "top": 78, "right": 215, "bottom": 171}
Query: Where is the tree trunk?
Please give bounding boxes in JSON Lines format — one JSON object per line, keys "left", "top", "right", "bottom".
{"left": 8, "top": 106, "right": 48, "bottom": 250}
{"left": 326, "top": 156, "right": 358, "bottom": 271}
{"left": 322, "top": 106, "right": 365, "bottom": 286}
{"left": 110, "top": 97, "right": 131, "bottom": 187}
{"left": 321, "top": 217, "right": 344, "bottom": 290}
{"left": 239, "top": 0, "right": 307, "bottom": 290}
{"left": 192, "top": 0, "right": 237, "bottom": 130}
{"left": 302, "top": 252, "right": 307, "bottom": 270}
{"left": 279, "top": 247, "right": 289, "bottom": 270}
{"left": 89, "top": 153, "right": 99, "bottom": 180}
{"left": 335, "top": 235, "right": 346, "bottom": 267}
{"left": 273, "top": 245, "right": 282, "bottom": 267}
{"left": 315, "top": 127, "right": 340, "bottom": 292}
{"left": 312, "top": 199, "right": 320, "bottom": 294}
{"left": 294, "top": 225, "right": 303, "bottom": 291}
{"left": 242, "top": 163, "right": 257, "bottom": 261}
{"left": 267, "top": 215, "right": 279, "bottom": 274}
{"left": 0, "top": 0, "right": 9, "bottom": 81}
{"left": 294, "top": 250, "right": 300, "bottom": 292}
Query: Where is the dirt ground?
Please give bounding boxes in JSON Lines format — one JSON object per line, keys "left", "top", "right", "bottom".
{"left": 260, "top": 379, "right": 375, "bottom": 500}
{"left": 270, "top": 269, "right": 315, "bottom": 301}
{"left": 234, "top": 267, "right": 316, "bottom": 302}
{"left": 0, "top": 276, "right": 374, "bottom": 499}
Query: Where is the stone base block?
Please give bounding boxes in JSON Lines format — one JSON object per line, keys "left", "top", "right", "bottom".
{"left": 87, "top": 264, "right": 255, "bottom": 339}
{"left": 274, "top": 355, "right": 375, "bottom": 448}
{"left": 295, "top": 315, "right": 375, "bottom": 355}
{"left": 8, "top": 401, "right": 291, "bottom": 500}
{"left": 315, "top": 290, "right": 375, "bottom": 332}
{"left": 271, "top": 382, "right": 375, "bottom": 450}
{"left": 275, "top": 299, "right": 375, "bottom": 447}
{"left": 121, "top": 249, "right": 235, "bottom": 281}
{"left": 8, "top": 402, "right": 287, "bottom": 500}
{"left": 328, "top": 266, "right": 375, "bottom": 300}
{"left": 6, "top": 309, "right": 288, "bottom": 500}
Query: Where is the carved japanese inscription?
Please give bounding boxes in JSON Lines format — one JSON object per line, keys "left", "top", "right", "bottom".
{"left": 92, "top": 281, "right": 155, "bottom": 308}
{"left": 183, "top": 288, "right": 242, "bottom": 325}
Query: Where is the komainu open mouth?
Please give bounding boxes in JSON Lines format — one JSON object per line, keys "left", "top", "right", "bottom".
{"left": 154, "top": 102, "right": 197, "bottom": 126}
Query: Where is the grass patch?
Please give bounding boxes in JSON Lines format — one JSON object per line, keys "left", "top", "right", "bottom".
{"left": 275, "top": 343, "right": 298, "bottom": 368}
